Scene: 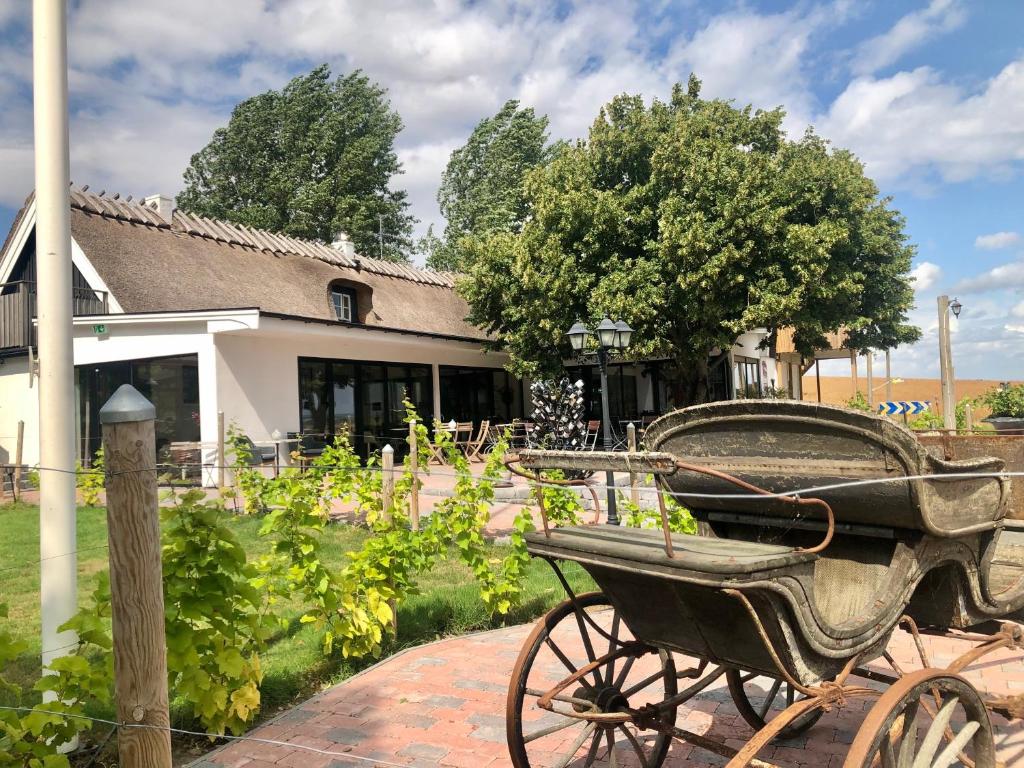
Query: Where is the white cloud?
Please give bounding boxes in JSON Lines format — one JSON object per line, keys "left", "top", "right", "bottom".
{"left": 817, "top": 57, "right": 1024, "bottom": 185}
{"left": 954, "top": 260, "right": 1024, "bottom": 294}
{"left": 1012, "top": 301, "right": 1024, "bottom": 319}
{"left": 975, "top": 231, "right": 1021, "bottom": 250}
{"left": 910, "top": 261, "right": 942, "bottom": 292}
{"left": 853, "top": 0, "right": 966, "bottom": 76}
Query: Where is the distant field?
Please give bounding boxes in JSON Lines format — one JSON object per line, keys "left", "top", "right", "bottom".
{"left": 801, "top": 375, "right": 1020, "bottom": 415}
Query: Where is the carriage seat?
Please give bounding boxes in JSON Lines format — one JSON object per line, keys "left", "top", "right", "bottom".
{"left": 643, "top": 401, "right": 1009, "bottom": 539}
{"left": 525, "top": 524, "right": 816, "bottom": 576}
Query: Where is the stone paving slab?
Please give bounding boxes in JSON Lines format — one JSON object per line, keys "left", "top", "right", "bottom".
{"left": 196, "top": 617, "right": 1024, "bottom": 768}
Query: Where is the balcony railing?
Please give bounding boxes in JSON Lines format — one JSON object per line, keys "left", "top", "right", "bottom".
{"left": 0, "top": 281, "right": 109, "bottom": 350}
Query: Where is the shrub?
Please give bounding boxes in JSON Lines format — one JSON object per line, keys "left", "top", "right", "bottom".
{"left": 844, "top": 391, "right": 871, "bottom": 412}
{"left": 620, "top": 494, "right": 696, "bottom": 534}
{"left": 980, "top": 384, "right": 1024, "bottom": 419}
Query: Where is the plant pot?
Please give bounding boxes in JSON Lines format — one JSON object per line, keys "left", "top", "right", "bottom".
{"left": 982, "top": 416, "right": 1024, "bottom": 435}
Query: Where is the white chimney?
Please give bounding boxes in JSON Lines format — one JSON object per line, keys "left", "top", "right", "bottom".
{"left": 143, "top": 194, "right": 175, "bottom": 224}
{"left": 330, "top": 231, "right": 357, "bottom": 259}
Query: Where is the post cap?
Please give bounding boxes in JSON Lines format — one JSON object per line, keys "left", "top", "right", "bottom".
{"left": 99, "top": 384, "right": 156, "bottom": 424}
{"left": 382, "top": 444, "right": 394, "bottom": 454}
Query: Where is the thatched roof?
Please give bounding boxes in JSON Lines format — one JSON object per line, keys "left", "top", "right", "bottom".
{"left": 4, "top": 188, "right": 485, "bottom": 341}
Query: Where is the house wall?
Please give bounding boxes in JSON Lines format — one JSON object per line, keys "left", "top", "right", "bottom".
{"left": 213, "top": 318, "right": 512, "bottom": 445}
{"left": 730, "top": 330, "right": 778, "bottom": 394}
{"left": 0, "top": 357, "right": 37, "bottom": 467}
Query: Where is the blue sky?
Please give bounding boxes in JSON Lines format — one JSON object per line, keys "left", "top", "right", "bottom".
{"left": 0, "top": 0, "right": 1022, "bottom": 379}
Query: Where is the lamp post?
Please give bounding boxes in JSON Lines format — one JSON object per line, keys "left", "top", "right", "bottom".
{"left": 937, "top": 296, "right": 962, "bottom": 431}
{"left": 567, "top": 317, "right": 633, "bottom": 525}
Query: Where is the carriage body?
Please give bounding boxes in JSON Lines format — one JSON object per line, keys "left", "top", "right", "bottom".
{"left": 522, "top": 401, "right": 1019, "bottom": 685}
{"left": 507, "top": 401, "right": 1024, "bottom": 768}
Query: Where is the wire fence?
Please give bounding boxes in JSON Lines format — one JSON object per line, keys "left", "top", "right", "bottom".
{"left": 0, "top": 705, "right": 410, "bottom": 768}
{"left": 3, "top": 456, "right": 1024, "bottom": 764}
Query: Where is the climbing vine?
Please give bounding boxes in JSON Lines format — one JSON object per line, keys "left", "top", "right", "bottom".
{"left": 0, "top": 579, "right": 114, "bottom": 768}
{"left": 162, "top": 489, "right": 275, "bottom": 735}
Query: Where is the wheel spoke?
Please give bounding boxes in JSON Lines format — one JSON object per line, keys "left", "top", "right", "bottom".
{"left": 572, "top": 605, "right": 603, "bottom": 686}
{"left": 758, "top": 679, "right": 784, "bottom": 720}
{"left": 553, "top": 722, "right": 597, "bottom": 768}
{"left": 881, "top": 733, "right": 897, "bottom": 768}
{"left": 524, "top": 714, "right": 583, "bottom": 743}
{"left": 617, "top": 724, "right": 651, "bottom": 768}
{"left": 911, "top": 696, "right": 959, "bottom": 768}
{"left": 607, "top": 613, "right": 621, "bottom": 684}
{"left": 622, "top": 669, "right": 666, "bottom": 698}
{"left": 583, "top": 726, "right": 603, "bottom": 767}
{"left": 897, "top": 701, "right": 920, "bottom": 768}
{"left": 932, "top": 721, "right": 980, "bottom": 768}
{"left": 545, "top": 635, "right": 596, "bottom": 692}
{"left": 607, "top": 729, "right": 618, "bottom": 768}
{"left": 786, "top": 684, "right": 795, "bottom": 707}
{"left": 613, "top": 654, "right": 636, "bottom": 690}
{"left": 740, "top": 671, "right": 758, "bottom": 682}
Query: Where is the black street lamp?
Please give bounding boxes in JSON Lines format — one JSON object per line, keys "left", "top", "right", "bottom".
{"left": 566, "top": 316, "right": 633, "bottom": 525}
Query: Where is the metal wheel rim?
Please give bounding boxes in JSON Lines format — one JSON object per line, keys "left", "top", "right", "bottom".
{"left": 507, "top": 592, "right": 678, "bottom": 768}
{"left": 845, "top": 670, "right": 996, "bottom": 768}
{"left": 726, "top": 668, "right": 825, "bottom": 740}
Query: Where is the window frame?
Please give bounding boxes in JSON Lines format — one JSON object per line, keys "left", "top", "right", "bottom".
{"left": 330, "top": 285, "right": 358, "bottom": 323}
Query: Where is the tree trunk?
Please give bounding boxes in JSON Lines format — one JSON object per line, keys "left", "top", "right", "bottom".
{"left": 665, "top": 355, "right": 710, "bottom": 408}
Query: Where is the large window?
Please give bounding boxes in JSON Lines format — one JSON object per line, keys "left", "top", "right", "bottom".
{"left": 564, "top": 364, "right": 639, "bottom": 424}
{"left": 438, "top": 366, "right": 524, "bottom": 425}
{"left": 734, "top": 356, "right": 762, "bottom": 398}
{"left": 77, "top": 354, "right": 199, "bottom": 462}
{"left": 298, "top": 357, "right": 433, "bottom": 457}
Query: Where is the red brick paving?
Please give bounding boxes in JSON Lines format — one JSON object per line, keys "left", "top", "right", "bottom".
{"left": 193, "top": 614, "right": 1024, "bottom": 768}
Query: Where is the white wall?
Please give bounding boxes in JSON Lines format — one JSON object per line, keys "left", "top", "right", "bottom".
{"left": 0, "top": 358, "right": 38, "bottom": 466}
{"left": 214, "top": 319, "right": 512, "bottom": 442}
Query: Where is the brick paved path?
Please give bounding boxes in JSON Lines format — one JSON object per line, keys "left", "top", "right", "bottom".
{"left": 195, "top": 607, "right": 1024, "bottom": 768}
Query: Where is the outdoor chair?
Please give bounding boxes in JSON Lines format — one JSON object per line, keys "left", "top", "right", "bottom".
{"left": 584, "top": 420, "right": 600, "bottom": 451}
{"left": 236, "top": 435, "right": 277, "bottom": 467}
{"left": 453, "top": 421, "right": 474, "bottom": 454}
{"left": 464, "top": 419, "right": 491, "bottom": 462}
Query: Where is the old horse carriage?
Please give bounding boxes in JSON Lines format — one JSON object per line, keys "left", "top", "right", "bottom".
{"left": 505, "top": 401, "right": 1024, "bottom": 768}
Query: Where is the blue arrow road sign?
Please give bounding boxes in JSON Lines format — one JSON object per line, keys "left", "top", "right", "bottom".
{"left": 878, "top": 401, "right": 930, "bottom": 416}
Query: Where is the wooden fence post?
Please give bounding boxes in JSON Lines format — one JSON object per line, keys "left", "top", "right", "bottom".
{"left": 381, "top": 444, "right": 394, "bottom": 525}
{"left": 216, "top": 410, "right": 225, "bottom": 489}
{"left": 627, "top": 422, "right": 639, "bottom": 507}
{"left": 965, "top": 402, "right": 974, "bottom": 433}
{"left": 12, "top": 420, "right": 24, "bottom": 501}
{"left": 100, "top": 384, "right": 172, "bottom": 768}
{"left": 408, "top": 421, "right": 420, "bottom": 530}
{"left": 380, "top": 443, "right": 398, "bottom": 632}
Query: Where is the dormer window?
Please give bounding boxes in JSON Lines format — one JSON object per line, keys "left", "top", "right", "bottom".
{"left": 331, "top": 286, "right": 358, "bottom": 323}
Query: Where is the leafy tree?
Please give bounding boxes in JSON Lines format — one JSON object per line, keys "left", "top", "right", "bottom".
{"left": 431, "top": 100, "right": 553, "bottom": 271}
{"left": 178, "top": 65, "right": 415, "bottom": 262}
{"left": 459, "top": 77, "right": 919, "bottom": 404}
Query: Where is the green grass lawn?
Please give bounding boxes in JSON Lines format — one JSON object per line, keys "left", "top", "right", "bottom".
{"left": 0, "top": 500, "right": 593, "bottom": 727}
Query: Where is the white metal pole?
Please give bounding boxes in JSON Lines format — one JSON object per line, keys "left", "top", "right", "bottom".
{"left": 33, "top": 0, "right": 78, "bottom": 706}
{"left": 865, "top": 350, "right": 874, "bottom": 410}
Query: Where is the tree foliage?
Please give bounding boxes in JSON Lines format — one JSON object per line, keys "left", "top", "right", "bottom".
{"left": 178, "top": 65, "right": 415, "bottom": 262}
{"left": 430, "top": 100, "right": 553, "bottom": 271}
{"left": 458, "top": 77, "right": 919, "bottom": 404}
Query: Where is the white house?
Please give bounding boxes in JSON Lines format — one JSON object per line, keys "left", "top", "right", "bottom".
{"left": 0, "top": 187, "right": 777, "bottom": 479}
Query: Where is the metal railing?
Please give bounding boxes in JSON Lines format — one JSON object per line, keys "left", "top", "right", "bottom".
{"left": 0, "top": 281, "right": 109, "bottom": 349}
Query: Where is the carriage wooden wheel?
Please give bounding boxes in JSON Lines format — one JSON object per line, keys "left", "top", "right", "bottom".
{"left": 845, "top": 669, "right": 996, "bottom": 768}
{"left": 726, "top": 669, "right": 824, "bottom": 739}
{"left": 506, "top": 593, "right": 679, "bottom": 768}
